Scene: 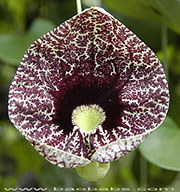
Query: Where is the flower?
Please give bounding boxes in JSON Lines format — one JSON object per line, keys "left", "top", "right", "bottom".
{"left": 8, "top": 7, "right": 169, "bottom": 169}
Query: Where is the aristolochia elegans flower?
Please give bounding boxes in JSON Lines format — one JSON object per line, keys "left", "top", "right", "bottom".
{"left": 8, "top": 7, "right": 169, "bottom": 181}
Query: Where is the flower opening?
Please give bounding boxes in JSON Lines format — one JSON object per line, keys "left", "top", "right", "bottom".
{"left": 72, "top": 104, "right": 106, "bottom": 133}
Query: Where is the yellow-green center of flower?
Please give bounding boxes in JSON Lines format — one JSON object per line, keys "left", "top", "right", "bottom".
{"left": 72, "top": 104, "right": 106, "bottom": 132}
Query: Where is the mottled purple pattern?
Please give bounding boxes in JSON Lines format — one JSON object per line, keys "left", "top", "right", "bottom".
{"left": 8, "top": 7, "right": 169, "bottom": 168}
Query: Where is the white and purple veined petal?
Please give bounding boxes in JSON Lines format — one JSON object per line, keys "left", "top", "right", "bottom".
{"left": 8, "top": 7, "right": 170, "bottom": 168}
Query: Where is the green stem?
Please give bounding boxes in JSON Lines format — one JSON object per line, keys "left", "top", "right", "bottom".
{"left": 161, "top": 25, "right": 169, "bottom": 80}
{"left": 140, "top": 155, "right": 148, "bottom": 187}
{"left": 76, "top": 0, "right": 82, "bottom": 14}
{"left": 76, "top": 162, "right": 110, "bottom": 181}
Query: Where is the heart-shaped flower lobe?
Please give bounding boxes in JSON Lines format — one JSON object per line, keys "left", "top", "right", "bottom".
{"left": 8, "top": 7, "right": 169, "bottom": 168}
